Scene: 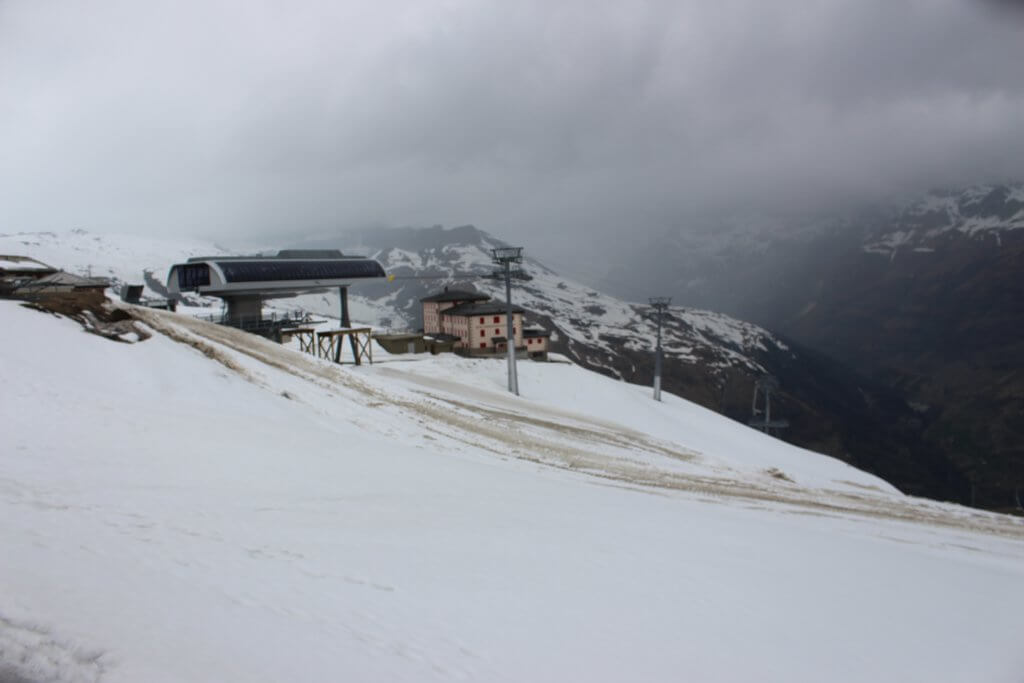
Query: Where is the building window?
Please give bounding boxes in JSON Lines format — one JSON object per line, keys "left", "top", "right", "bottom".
{"left": 493, "top": 316, "right": 500, "bottom": 323}
{"left": 479, "top": 317, "right": 484, "bottom": 323}
{"left": 177, "top": 264, "right": 211, "bottom": 289}
{"left": 480, "top": 342, "right": 486, "bottom": 348}
{"left": 480, "top": 329, "right": 485, "bottom": 337}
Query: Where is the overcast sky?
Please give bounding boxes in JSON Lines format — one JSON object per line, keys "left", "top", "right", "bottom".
{"left": 2, "top": 0, "right": 1023, "bottom": 256}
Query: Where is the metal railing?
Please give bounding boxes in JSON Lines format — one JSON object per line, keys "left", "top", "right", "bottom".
{"left": 194, "top": 310, "right": 323, "bottom": 338}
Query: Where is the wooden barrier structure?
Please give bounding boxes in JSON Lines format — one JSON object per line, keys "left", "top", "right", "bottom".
{"left": 282, "top": 327, "right": 317, "bottom": 355}
{"left": 316, "top": 327, "right": 374, "bottom": 365}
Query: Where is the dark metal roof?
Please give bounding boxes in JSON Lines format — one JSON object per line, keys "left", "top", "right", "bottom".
{"left": 523, "top": 328, "right": 550, "bottom": 338}
{"left": 16, "top": 272, "right": 109, "bottom": 290}
{"left": 421, "top": 288, "right": 490, "bottom": 303}
{"left": 441, "top": 301, "right": 526, "bottom": 317}
{"left": 186, "top": 249, "right": 354, "bottom": 263}
{"left": 215, "top": 259, "right": 385, "bottom": 283}
{"left": 275, "top": 249, "right": 345, "bottom": 259}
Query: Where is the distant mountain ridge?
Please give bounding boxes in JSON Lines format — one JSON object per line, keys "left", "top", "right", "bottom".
{"left": 863, "top": 184, "right": 1024, "bottom": 256}
{"left": 304, "top": 224, "right": 792, "bottom": 376}
{"left": 588, "top": 182, "right": 1024, "bottom": 510}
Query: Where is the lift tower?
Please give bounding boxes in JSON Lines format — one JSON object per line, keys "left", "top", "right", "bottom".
{"left": 649, "top": 297, "right": 672, "bottom": 401}
{"left": 491, "top": 247, "right": 524, "bottom": 396}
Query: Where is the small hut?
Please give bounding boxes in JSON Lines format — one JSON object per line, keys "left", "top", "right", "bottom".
{"left": 0, "top": 255, "right": 59, "bottom": 296}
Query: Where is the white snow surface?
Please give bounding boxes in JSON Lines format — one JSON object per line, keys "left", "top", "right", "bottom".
{"left": 0, "top": 230, "right": 232, "bottom": 298}
{"left": 2, "top": 300, "right": 1023, "bottom": 683}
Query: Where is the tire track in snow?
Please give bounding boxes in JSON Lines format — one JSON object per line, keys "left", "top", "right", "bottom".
{"left": 132, "top": 307, "right": 1024, "bottom": 540}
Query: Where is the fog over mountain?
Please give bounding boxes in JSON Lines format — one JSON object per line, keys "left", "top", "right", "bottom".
{"left": 3, "top": 0, "right": 1024, "bottom": 267}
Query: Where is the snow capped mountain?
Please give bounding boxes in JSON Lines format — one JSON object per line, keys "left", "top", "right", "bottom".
{"left": 2, "top": 297, "right": 1023, "bottom": 682}
{"left": 603, "top": 183, "right": 1024, "bottom": 510}
{"left": 863, "top": 183, "right": 1024, "bottom": 255}
{"left": 301, "top": 225, "right": 791, "bottom": 379}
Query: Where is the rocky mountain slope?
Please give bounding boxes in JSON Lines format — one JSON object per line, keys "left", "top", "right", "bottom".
{"left": 781, "top": 187, "right": 1024, "bottom": 511}
{"left": 597, "top": 184, "right": 1024, "bottom": 510}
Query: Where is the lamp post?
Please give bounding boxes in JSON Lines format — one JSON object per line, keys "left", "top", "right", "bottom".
{"left": 649, "top": 296, "right": 671, "bottom": 401}
{"left": 491, "top": 247, "right": 524, "bottom": 396}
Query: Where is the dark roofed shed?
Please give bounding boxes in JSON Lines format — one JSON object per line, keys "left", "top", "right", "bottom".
{"left": 421, "top": 287, "right": 490, "bottom": 303}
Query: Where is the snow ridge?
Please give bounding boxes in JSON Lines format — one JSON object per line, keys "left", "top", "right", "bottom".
{"left": 345, "top": 227, "right": 788, "bottom": 374}
{"left": 863, "top": 183, "right": 1024, "bottom": 255}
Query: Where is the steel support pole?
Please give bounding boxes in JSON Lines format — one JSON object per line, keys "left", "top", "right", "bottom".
{"left": 504, "top": 261, "right": 519, "bottom": 396}
{"left": 654, "top": 308, "right": 663, "bottom": 401}
{"left": 339, "top": 286, "right": 351, "bottom": 327}
{"left": 340, "top": 285, "right": 358, "bottom": 361}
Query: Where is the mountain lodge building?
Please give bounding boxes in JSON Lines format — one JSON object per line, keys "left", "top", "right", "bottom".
{"left": 421, "top": 287, "right": 549, "bottom": 358}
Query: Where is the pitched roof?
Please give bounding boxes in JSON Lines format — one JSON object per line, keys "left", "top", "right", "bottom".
{"left": 275, "top": 249, "right": 345, "bottom": 259}
{"left": 19, "top": 272, "right": 110, "bottom": 289}
{"left": 421, "top": 287, "right": 491, "bottom": 303}
{"left": 441, "top": 301, "right": 526, "bottom": 317}
{"left": 523, "top": 328, "right": 550, "bottom": 338}
{"left": 0, "top": 255, "right": 56, "bottom": 274}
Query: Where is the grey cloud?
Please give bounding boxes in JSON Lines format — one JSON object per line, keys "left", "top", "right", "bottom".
{"left": 1, "top": 0, "right": 1023, "bottom": 259}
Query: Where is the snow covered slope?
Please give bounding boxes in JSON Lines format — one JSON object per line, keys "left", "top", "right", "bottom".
{"left": 0, "top": 229, "right": 232, "bottom": 299}
{"left": 2, "top": 300, "right": 1023, "bottom": 683}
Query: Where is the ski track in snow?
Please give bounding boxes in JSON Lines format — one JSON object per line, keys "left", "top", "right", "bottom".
{"left": 130, "top": 307, "right": 1022, "bottom": 540}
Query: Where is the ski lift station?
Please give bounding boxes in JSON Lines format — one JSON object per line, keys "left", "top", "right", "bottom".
{"left": 166, "top": 249, "right": 386, "bottom": 334}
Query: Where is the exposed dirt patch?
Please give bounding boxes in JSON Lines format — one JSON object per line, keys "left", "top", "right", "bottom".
{"left": 21, "top": 299, "right": 151, "bottom": 343}
{"left": 765, "top": 468, "right": 794, "bottom": 482}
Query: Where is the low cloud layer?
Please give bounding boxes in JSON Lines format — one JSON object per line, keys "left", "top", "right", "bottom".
{"left": 2, "top": 0, "right": 1023, "bottom": 254}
